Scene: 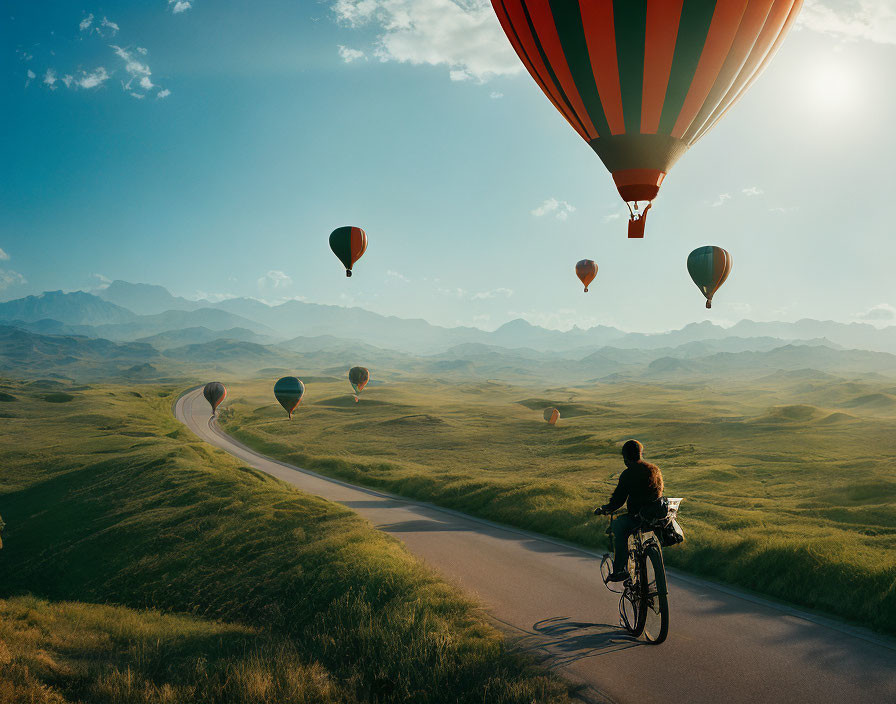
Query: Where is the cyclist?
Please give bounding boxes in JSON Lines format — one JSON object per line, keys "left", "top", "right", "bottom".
{"left": 594, "top": 439, "right": 664, "bottom": 582}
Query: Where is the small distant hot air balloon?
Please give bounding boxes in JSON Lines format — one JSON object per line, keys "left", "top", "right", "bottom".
{"left": 544, "top": 407, "right": 560, "bottom": 425}
{"left": 203, "top": 382, "right": 226, "bottom": 417}
{"left": 329, "top": 226, "right": 368, "bottom": 277}
{"left": 687, "top": 246, "right": 732, "bottom": 309}
{"left": 274, "top": 377, "right": 305, "bottom": 419}
{"left": 491, "top": 1, "right": 803, "bottom": 237}
{"left": 576, "top": 259, "right": 598, "bottom": 292}
{"left": 349, "top": 366, "right": 369, "bottom": 403}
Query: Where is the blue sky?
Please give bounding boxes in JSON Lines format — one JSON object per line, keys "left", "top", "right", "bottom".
{"left": 2, "top": 0, "right": 895, "bottom": 332}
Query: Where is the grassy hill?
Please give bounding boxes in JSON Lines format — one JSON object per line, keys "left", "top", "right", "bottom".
{"left": 219, "top": 374, "right": 896, "bottom": 634}
{"left": 0, "top": 379, "right": 574, "bottom": 703}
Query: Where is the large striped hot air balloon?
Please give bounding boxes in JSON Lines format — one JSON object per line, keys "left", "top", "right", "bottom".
{"left": 491, "top": 0, "right": 803, "bottom": 237}
{"left": 329, "top": 226, "right": 368, "bottom": 277}
{"left": 274, "top": 377, "right": 305, "bottom": 419}
{"left": 576, "top": 259, "right": 598, "bottom": 292}
{"left": 203, "top": 381, "right": 226, "bottom": 417}
{"left": 687, "top": 245, "right": 732, "bottom": 308}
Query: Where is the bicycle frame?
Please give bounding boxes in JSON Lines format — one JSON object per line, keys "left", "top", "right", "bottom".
{"left": 602, "top": 514, "right": 660, "bottom": 590}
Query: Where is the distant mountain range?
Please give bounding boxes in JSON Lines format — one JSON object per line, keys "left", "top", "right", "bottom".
{"left": 3, "top": 281, "right": 896, "bottom": 383}
{"left": 5, "top": 281, "right": 896, "bottom": 355}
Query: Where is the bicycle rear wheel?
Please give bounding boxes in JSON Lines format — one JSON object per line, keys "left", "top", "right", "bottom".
{"left": 641, "top": 544, "right": 669, "bottom": 644}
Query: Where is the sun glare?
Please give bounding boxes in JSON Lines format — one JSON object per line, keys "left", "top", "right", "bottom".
{"left": 805, "top": 57, "right": 859, "bottom": 114}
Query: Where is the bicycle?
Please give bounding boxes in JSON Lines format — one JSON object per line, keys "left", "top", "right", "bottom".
{"left": 597, "top": 498, "right": 682, "bottom": 645}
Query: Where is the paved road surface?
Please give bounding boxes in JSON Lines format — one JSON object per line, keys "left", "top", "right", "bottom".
{"left": 177, "top": 389, "right": 896, "bottom": 704}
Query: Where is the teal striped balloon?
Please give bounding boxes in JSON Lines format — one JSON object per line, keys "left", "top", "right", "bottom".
{"left": 687, "top": 246, "right": 732, "bottom": 309}
{"left": 274, "top": 376, "right": 305, "bottom": 419}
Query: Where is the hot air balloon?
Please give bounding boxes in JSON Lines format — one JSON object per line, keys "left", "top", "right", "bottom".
{"left": 274, "top": 376, "right": 305, "bottom": 419}
{"left": 576, "top": 259, "right": 598, "bottom": 292}
{"left": 544, "top": 407, "right": 560, "bottom": 425}
{"left": 687, "top": 246, "right": 732, "bottom": 309}
{"left": 203, "top": 382, "right": 226, "bottom": 417}
{"left": 491, "top": 1, "right": 803, "bottom": 237}
{"left": 349, "top": 366, "right": 369, "bottom": 403}
{"left": 329, "top": 226, "right": 368, "bottom": 277}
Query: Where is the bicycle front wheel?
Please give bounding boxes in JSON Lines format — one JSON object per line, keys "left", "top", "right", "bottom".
{"left": 641, "top": 544, "right": 669, "bottom": 644}
{"left": 620, "top": 586, "right": 643, "bottom": 636}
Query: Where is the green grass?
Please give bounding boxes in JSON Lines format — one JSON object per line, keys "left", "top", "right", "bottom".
{"left": 0, "top": 596, "right": 339, "bottom": 704}
{"left": 219, "top": 375, "right": 896, "bottom": 634}
{"left": 0, "top": 379, "right": 575, "bottom": 703}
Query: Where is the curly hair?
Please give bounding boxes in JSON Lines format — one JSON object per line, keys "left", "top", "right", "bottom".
{"left": 621, "top": 439, "right": 664, "bottom": 496}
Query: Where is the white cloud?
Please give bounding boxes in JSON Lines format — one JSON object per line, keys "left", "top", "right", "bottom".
{"left": 43, "top": 68, "right": 58, "bottom": 88}
{"left": 0, "top": 248, "right": 9, "bottom": 261}
{"left": 111, "top": 45, "right": 165, "bottom": 97}
{"left": 136, "top": 47, "right": 148, "bottom": 55}
{"left": 25, "top": 69, "right": 35, "bottom": 87}
{"left": 101, "top": 17, "right": 120, "bottom": 36}
{"left": 0, "top": 269, "right": 27, "bottom": 290}
{"left": 386, "top": 269, "right": 409, "bottom": 283}
{"left": 193, "top": 291, "right": 237, "bottom": 303}
{"left": 169, "top": 1, "right": 193, "bottom": 13}
{"left": 471, "top": 287, "right": 513, "bottom": 300}
{"left": 112, "top": 45, "right": 151, "bottom": 81}
{"left": 157, "top": 88, "right": 171, "bottom": 99}
{"left": 858, "top": 303, "right": 896, "bottom": 322}
{"left": 742, "top": 187, "right": 764, "bottom": 196}
{"left": 332, "top": 0, "right": 522, "bottom": 82}
{"left": 436, "top": 286, "right": 513, "bottom": 301}
{"left": 531, "top": 197, "right": 575, "bottom": 221}
{"left": 437, "top": 287, "right": 468, "bottom": 299}
{"left": 489, "top": 90, "right": 503, "bottom": 99}
{"left": 91, "top": 273, "right": 112, "bottom": 290}
{"left": 257, "top": 270, "right": 293, "bottom": 289}
{"left": 603, "top": 211, "right": 623, "bottom": 222}
{"left": 711, "top": 193, "right": 732, "bottom": 207}
{"left": 338, "top": 45, "right": 366, "bottom": 62}
{"left": 798, "top": 1, "right": 896, "bottom": 45}
{"left": 80, "top": 13, "right": 119, "bottom": 37}
{"left": 74, "top": 67, "right": 110, "bottom": 89}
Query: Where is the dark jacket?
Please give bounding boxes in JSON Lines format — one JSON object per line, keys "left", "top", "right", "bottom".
{"left": 604, "top": 462, "right": 663, "bottom": 516}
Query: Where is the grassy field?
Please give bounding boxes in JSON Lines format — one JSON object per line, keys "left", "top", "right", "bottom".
{"left": 0, "top": 378, "right": 576, "bottom": 703}
{"left": 218, "top": 372, "right": 896, "bottom": 634}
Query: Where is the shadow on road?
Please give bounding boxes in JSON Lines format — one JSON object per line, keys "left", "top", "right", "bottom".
{"left": 502, "top": 616, "right": 642, "bottom": 668}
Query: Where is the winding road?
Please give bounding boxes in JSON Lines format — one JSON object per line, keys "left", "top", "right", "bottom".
{"left": 176, "top": 388, "right": 895, "bottom": 704}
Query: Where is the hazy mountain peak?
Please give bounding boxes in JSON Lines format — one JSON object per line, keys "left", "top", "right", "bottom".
{"left": 98, "top": 280, "right": 204, "bottom": 315}
{"left": 0, "top": 290, "right": 135, "bottom": 326}
{"left": 497, "top": 318, "right": 534, "bottom": 330}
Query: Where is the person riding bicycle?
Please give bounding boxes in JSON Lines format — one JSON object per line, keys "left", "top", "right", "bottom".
{"left": 594, "top": 439, "right": 664, "bottom": 582}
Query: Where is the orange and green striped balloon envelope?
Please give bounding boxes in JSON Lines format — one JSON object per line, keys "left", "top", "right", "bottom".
{"left": 687, "top": 245, "right": 732, "bottom": 309}
{"left": 576, "top": 259, "right": 598, "bottom": 292}
{"left": 274, "top": 376, "right": 305, "bottom": 419}
{"left": 491, "top": 0, "right": 803, "bottom": 236}
{"left": 349, "top": 366, "right": 369, "bottom": 400}
{"left": 544, "top": 407, "right": 560, "bottom": 425}
{"left": 329, "top": 226, "right": 368, "bottom": 277}
{"left": 203, "top": 381, "right": 226, "bottom": 417}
